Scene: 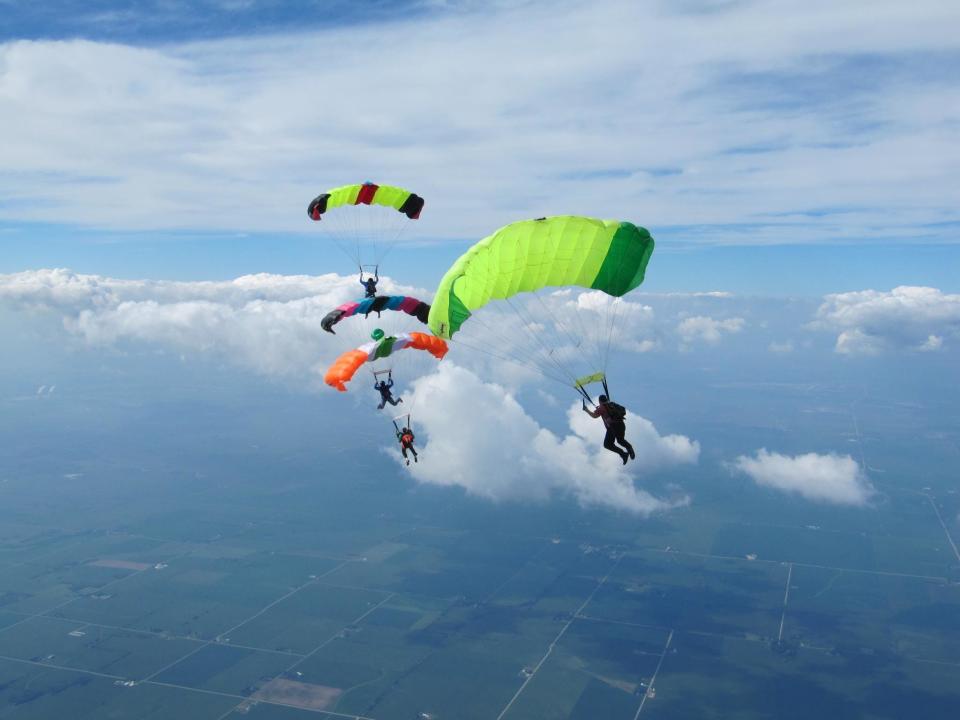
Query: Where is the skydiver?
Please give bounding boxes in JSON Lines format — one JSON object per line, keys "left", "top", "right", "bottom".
{"left": 359, "top": 266, "right": 379, "bottom": 298}
{"left": 397, "top": 426, "right": 418, "bottom": 465}
{"left": 375, "top": 374, "right": 403, "bottom": 410}
{"left": 582, "top": 394, "right": 635, "bottom": 465}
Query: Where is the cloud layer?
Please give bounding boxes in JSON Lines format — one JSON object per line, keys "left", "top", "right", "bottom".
{"left": 0, "top": 267, "right": 703, "bottom": 513}
{"left": 731, "top": 448, "right": 873, "bottom": 505}
{"left": 402, "top": 362, "right": 697, "bottom": 513}
{"left": 813, "top": 286, "right": 960, "bottom": 354}
{"left": 676, "top": 315, "right": 745, "bottom": 348}
{"left": 0, "top": 268, "right": 429, "bottom": 384}
{"left": 1, "top": 0, "right": 958, "bottom": 243}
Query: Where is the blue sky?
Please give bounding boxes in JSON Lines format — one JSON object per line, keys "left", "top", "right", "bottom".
{"left": 1, "top": 0, "right": 958, "bottom": 294}
{"left": 3, "top": 223, "right": 960, "bottom": 296}
{"left": 0, "top": 0, "right": 422, "bottom": 44}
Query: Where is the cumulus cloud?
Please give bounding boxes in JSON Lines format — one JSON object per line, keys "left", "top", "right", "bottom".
{"left": 420, "top": 288, "right": 662, "bottom": 389}
{"left": 917, "top": 335, "right": 943, "bottom": 352}
{"left": 0, "top": 268, "right": 428, "bottom": 384}
{"left": 731, "top": 449, "right": 874, "bottom": 506}
{"left": 813, "top": 286, "right": 960, "bottom": 354}
{"left": 1, "top": 268, "right": 704, "bottom": 513}
{"left": 563, "top": 291, "right": 660, "bottom": 353}
{"left": 676, "top": 315, "right": 745, "bottom": 348}
{"left": 401, "top": 363, "right": 697, "bottom": 513}
{"left": 4, "top": 270, "right": 746, "bottom": 400}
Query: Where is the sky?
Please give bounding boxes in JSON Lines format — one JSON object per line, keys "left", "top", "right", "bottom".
{"left": 2, "top": 0, "right": 959, "bottom": 514}
{"left": 0, "top": 0, "right": 958, "bottom": 290}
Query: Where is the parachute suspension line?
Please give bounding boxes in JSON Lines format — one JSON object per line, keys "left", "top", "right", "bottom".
{"left": 602, "top": 295, "right": 622, "bottom": 373}
{"left": 370, "top": 209, "right": 378, "bottom": 267}
{"left": 448, "top": 336, "right": 571, "bottom": 387}
{"left": 449, "top": 333, "right": 571, "bottom": 386}
{"left": 448, "top": 295, "right": 553, "bottom": 375}
{"left": 531, "top": 290, "right": 605, "bottom": 379}
{"left": 603, "top": 253, "right": 638, "bottom": 372}
{"left": 606, "top": 265, "right": 631, "bottom": 371}
{"left": 552, "top": 289, "right": 596, "bottom": 368}
{"left": 374, "top": 219, "right": 409, "bottom": 267}
{"left": 460, "top": 306, "right": 574, "bottom": 383}
{"left": 504, "top": 296, "right": 580, "bottom": 387}
{"left": 503, "top": 296, "right": 572, "bottom": 383}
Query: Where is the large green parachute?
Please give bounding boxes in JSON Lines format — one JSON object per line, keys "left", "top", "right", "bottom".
{"left": 428, "top": 216, "right": 654, "bottom": 339}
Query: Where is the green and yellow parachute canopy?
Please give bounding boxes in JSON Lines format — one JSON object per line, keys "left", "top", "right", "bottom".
{"left": 428, "top": 215, "right": 654, "bottom": 339}
{"left": 308, "top": 183, "right": 424, "bottom": 221}
{"left": 307, "top": 182, "right": 425, "bottom": 269}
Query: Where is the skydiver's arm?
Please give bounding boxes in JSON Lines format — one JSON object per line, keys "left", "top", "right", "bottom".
{"left": 584, "top": 405, "right": 601, "bottom": 418}
{"left": 387, "top": 379, "right": 393, "bottom": 388}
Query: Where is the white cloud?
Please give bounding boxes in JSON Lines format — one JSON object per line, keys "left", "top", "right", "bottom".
{"left": 813, "top": 286, "right": 960, "bottom": 354}
{"left": 731, "top": 448, "right": 874, "bottom": 506}
{"left": 401, "top": 362, "right": 697, "bottom": 513}
{"left": 917, "top": 334, "right": 943, "bottom": 352}
{"left": 0, "top": 1, "right": 958, "bottom": 242}
{"left": 565, "top": 291, "right": 660, "bottom": 353}
{"left": 0, "top": 268, "right": 429, "bottom": 385}
{"left": 676, "top": 315, "right": 745, "bottom": 347}
{"left": 834, "top": 328, "right": 883, "bottom": 356}
{"left": 432, "top": 288, "right": 662, "bottom": 389}
{"left": 768, "top": 340, "right": 794, "bottom": 353}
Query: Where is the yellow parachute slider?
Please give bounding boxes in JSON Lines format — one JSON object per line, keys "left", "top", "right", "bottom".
{"left": 574, "top": 372, "right": 606, "bottom": 389}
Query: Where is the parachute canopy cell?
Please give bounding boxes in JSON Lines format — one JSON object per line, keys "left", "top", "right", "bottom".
{"left": 308, "top": 183, "right": 424, "bottom": 221}
{"left": 324, "top": 332, "right": 448, "bottom": 392}
{"left": 428, "top": 216, "right": 655, "bottom": 339}
{"left": 321, "top": 295, "right": 431, "bottom": 334}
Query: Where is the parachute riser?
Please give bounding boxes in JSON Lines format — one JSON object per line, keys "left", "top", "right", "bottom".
{"left": 576, "top": 385, "right": 594, "bottom": 406}
{"left": 574, "top": 373, "right": 609, "bottom": 408}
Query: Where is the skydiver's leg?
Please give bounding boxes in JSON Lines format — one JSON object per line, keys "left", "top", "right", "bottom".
{"left": 386, "top": 396, "right": 400, "bottom": 406}
{"left": 612, "top": 422, "right": 635, "bottom": 460}
{"left": 378, "top": 398, "right": 386, "bottom": 410}
{"left": 603, "top": 428, "right": 629, "bottom": 465}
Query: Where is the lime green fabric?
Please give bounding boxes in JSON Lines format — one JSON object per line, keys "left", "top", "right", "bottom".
{"left": 574, "top": 371, "right": 607, "bottom": 389}
{"left": 328, "top": 184, "right": 361, "bottom": 208}
{"left": 428, "top": 216, "right": 654, "bottom": 338}
{"left": 371, "top": 185, "right": 409, "bottom": 210}
{"left": 325, "top": 183, "right": 411, "bottom": 212}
